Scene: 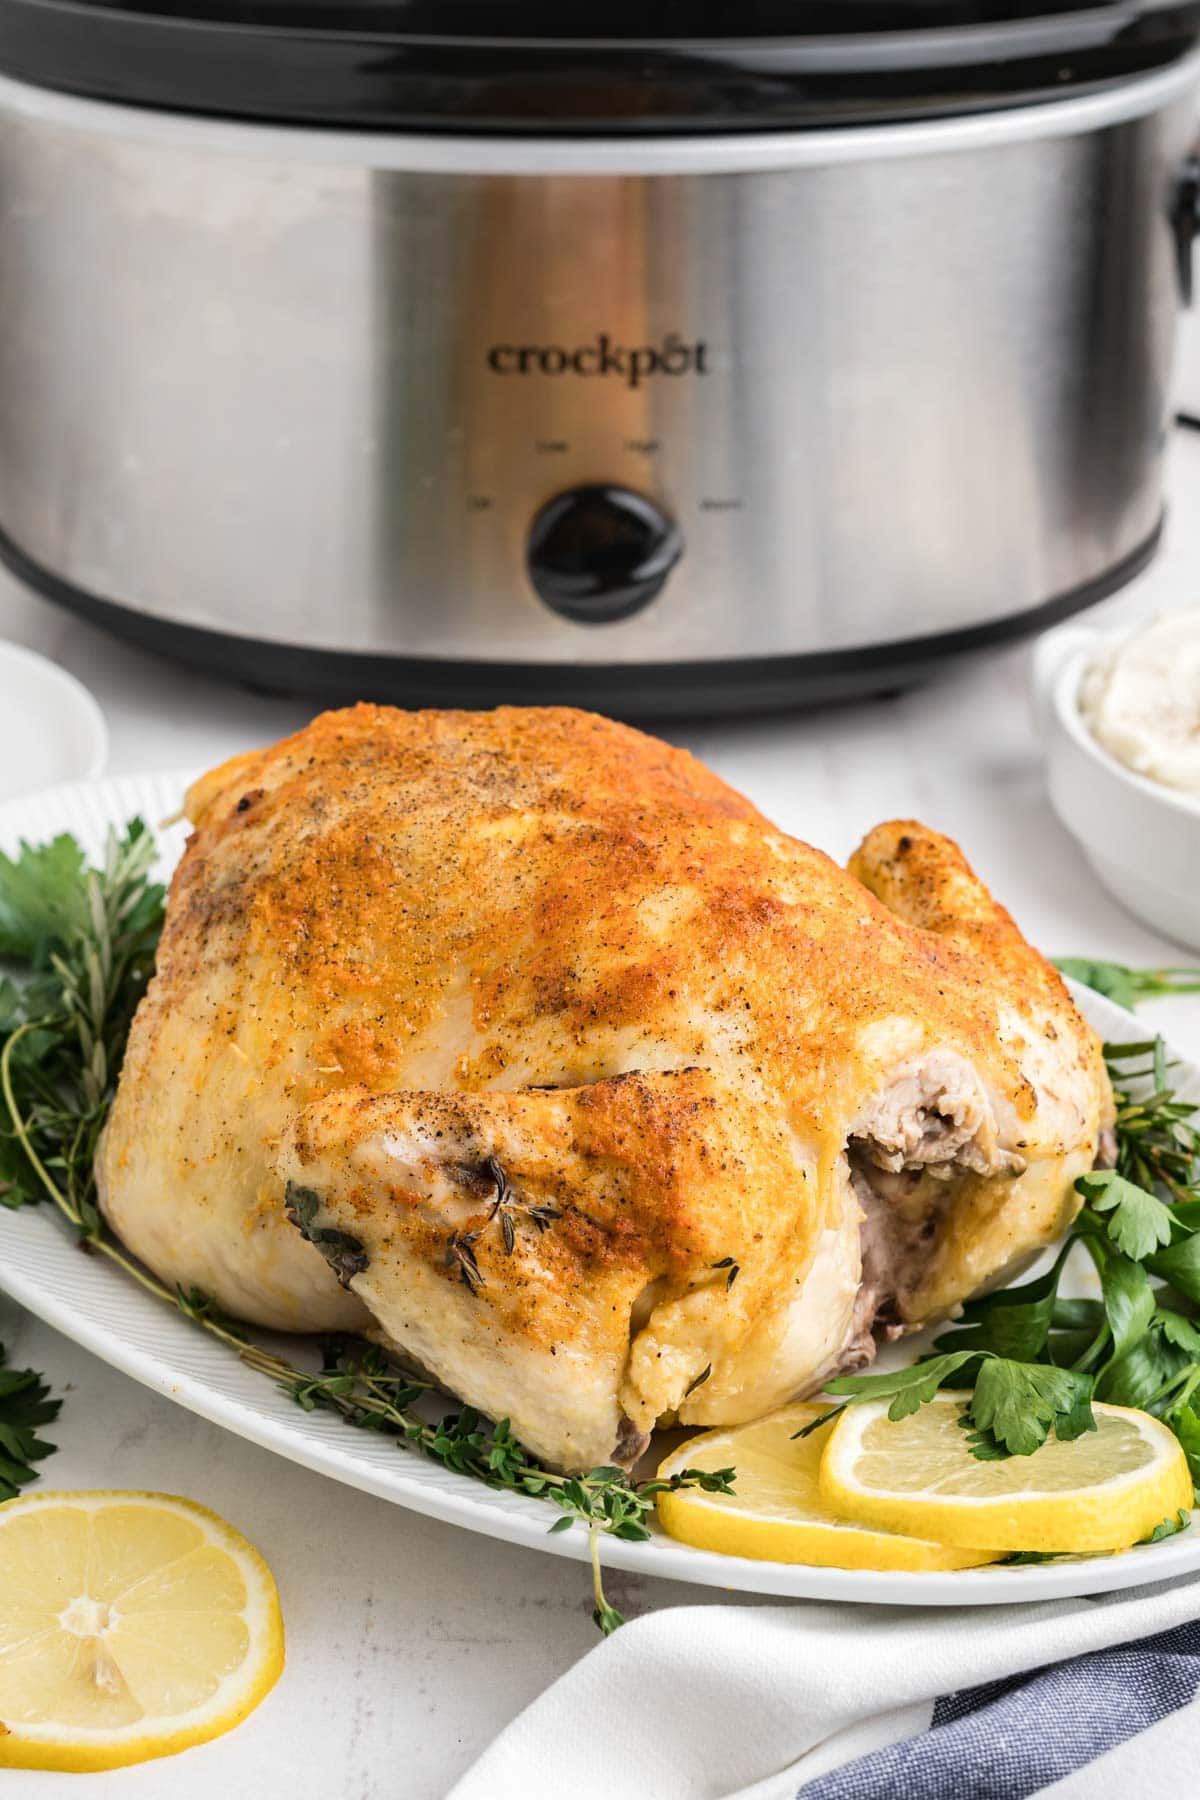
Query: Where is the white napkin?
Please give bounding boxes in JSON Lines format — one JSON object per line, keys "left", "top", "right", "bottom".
{"left": 447, "top": 1576, "right": 1200, "bottom": 1800}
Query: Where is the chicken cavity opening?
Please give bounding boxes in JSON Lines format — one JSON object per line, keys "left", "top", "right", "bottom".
{"left": 832, "top": 1050, "right": 1026, "bottom": 1379}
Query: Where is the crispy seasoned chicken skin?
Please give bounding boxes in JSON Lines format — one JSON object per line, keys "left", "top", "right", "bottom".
{"left": 98, "top": 706, "right": 1112, "bottom": 1472}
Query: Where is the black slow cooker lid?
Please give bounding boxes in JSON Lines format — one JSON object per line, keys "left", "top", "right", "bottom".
{"left": 1, "top": 0, "right": 1197, "bottom": 132}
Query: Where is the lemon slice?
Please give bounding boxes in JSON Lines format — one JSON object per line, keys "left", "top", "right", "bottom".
{"left": 655, "top": 1403, "right": 1000, "bottom": 1570}
{"left": 0, "top": 1491, "right": 285, "bottom": 1771}
{"left": 819, "top": 1393, "right": 1194, "bottom": 1554}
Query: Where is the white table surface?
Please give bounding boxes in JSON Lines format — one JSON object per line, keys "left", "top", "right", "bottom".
{"left": 3, "top": 429, "right": 1200, "bottom": 1800}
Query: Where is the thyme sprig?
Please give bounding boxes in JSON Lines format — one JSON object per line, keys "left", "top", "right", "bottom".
{"left": 192, "top": 1321, "right": 734, "bottom": 1631}
{"left": 441, "top": 1159, "right": 564, "bottom": 1293}
{"left": 0, "top": 823, "right": 733, "bottom": 1632}
{"left": 282, "top": 1337, "right": 735, "bottom": 1580}
{"left": 486, "top": 1155, "right": 562, "bottom": 1253}
{"left": 445, "top": 1227, "right": 485, "bottom": 1293}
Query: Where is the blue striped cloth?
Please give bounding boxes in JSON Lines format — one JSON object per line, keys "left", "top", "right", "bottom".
{"left": 799, "top": 1618, "right": 1200, "bottom": 1799}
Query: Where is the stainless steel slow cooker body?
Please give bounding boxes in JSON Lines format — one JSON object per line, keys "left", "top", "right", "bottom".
{"left": 0, "top": 36, "right": 1198, "bottom": 712}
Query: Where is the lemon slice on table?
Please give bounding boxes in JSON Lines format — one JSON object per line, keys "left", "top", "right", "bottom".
{"left": 819, "top": 1393, "right": 1194, "bottom": 1555}
{"left": 655, "top": 1403, "right": 1001, "bottom": 1570}
{"left": 0, "top": 1491, "right": 284, "bottom": 1772}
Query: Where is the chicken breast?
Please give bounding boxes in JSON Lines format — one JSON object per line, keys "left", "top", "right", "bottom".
{"left": 97, "top": 705, "right": 1111, "bottom": 1470}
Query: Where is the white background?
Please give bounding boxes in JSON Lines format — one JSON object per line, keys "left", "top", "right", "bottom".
{"left": 2, "top": 406, "right": 1200, "bottom": 1800}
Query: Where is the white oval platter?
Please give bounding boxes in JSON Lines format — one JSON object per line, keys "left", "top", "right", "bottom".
{"left": 0, "top": 770, "right": 1197, "bottom": 1605}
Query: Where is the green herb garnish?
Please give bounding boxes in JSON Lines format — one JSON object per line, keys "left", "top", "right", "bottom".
{"left": 1053, "top": 960, "right": 1200, "bottom": 1011}
{"left": 282, "top": 1181, "right": 369, "bottom": 1288}
{"left": 0, "top": 822, "right": 164, "bottom": 1231}
{"left": 1139, "top": 1509, "right": 1192, "bottom": 1544}
{"left": 0, "top": 1341, "right": 61, "bottom": 1498}
{"left": 485, "top": 1155, "right": 562, "bottom": 1254}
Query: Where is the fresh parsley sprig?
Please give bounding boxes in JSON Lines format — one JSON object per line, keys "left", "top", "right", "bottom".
{"left": 0, "top": 1340, "right": 61, "bottom": 1499}
{"left": 798, "top": 1348, "right": 1095, "bottom": 1460}
{"left": 0, "top": 824, "right": 732, "bottom": 1632}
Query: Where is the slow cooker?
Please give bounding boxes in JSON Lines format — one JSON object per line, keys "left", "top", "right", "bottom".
{"left": 2, "top": 2, "right": 1200, "bottom": 714}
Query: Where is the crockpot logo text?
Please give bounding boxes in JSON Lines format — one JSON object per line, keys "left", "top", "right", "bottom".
{"left": 486, "top": 333, "right": 708, "bottom": 390}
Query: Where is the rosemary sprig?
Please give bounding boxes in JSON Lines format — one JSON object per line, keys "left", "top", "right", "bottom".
{"left": 0, "top": 823, "right": 733, "bottom": 1631}
{"left": 0, "top": 821, "right": 164, "bottom": 1230}
{"left": 1101, "top": 1039, "right": 1200, "bottom": 1203}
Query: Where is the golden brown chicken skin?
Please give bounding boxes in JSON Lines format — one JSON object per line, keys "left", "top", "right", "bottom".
{"left": 97, "top": 705, "right": 1112, "bottom": 1471}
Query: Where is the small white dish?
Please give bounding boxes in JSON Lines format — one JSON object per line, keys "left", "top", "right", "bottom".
{"left": 1034, "top": 623, "right": 1200, "bottom": 952}
{"left": 0, "top": 640, "right": 107, "bottom": 800}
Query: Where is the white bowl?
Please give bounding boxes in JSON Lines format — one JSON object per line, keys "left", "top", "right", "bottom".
{"left": 0, "top": 641, "right": 107, "bottom": 801}
{"left": 1034, "top": 624, "right": 1200, "bottom": 951}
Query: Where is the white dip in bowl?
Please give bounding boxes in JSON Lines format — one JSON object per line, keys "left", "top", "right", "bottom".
{"left": 1034, "top": 616, "right": 1200, "bottom": 952}
{"left": 1079, "top": 612, "right": 1200, "bottom": 797}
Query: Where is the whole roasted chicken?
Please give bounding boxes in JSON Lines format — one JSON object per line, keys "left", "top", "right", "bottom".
{"left": 98, "top": 706, "right": 1111, "bottom": 1472}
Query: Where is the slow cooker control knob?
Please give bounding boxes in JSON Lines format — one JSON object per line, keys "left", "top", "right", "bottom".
{"left": 526, "top": 485, "right": 683, "bottom": 624}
